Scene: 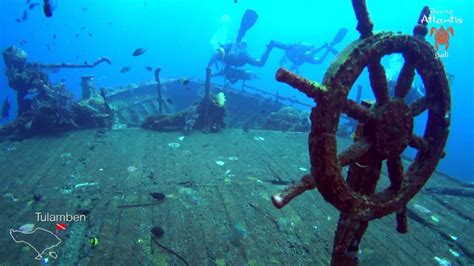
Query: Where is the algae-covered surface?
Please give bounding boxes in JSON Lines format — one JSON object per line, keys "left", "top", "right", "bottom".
{"left": 0, "top": 129, "right": 472, "bottom": 265}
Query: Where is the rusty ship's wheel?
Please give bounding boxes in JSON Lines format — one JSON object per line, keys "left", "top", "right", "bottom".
{"left": 271, "top": 2, "right": 450, "bottom": 265}
{"left": 321, "top": 29, "right": 449, "bottom": 218}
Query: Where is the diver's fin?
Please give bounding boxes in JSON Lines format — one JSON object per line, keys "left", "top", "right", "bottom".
{"left": 329, "top": 28, "right": 348, "bottom": 47}
{"left": 236, "top": 9, "right": 259, "bottom": 43}
{"left": 327, "top": 46, "right": 339, "bottom": 55}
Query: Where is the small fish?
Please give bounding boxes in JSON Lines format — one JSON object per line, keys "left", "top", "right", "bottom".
{"left": 15, "top": 18, "right": 22, "bottom": 23}
{"left": 20, "top": 40, "right": 28, "bottom": 46}
{"left": 43, "top": 0, "right": 55, "bottom": 17}
{"left": 120, "top": 66, "right": 130, "bottom": 73}
{"left": 26, "top": 0, "right": 31, "bottom": 4}
{"left": 88, "top": 32, "right": 93, "bottom": 37}
{"left": 29, "top": 3, "right": 39, "bottom": 10}
{"left": 413, "top": 204, "right": 431, "bottom": 214}
{"left": 81, "top": 7, "right": 88, "bottom": 11}
{"left": 132, "top": 48, "right": 147, "bottom": 56}
{"left": 81, "top": 26, "right": 86, "bottom": 30}
{"left": 2, "top": 97, "right": 11, "bottom": 120}
{"left": 53, "top": 34, "right": 56, "bottom": 39}
{"left": 179, "top": 78, "right": 190, "bottom": 86}
{"left": 145, "top": 66, "right": 152, "bottom": 71}
{"left": 165, "top": 98, "right": 173, "bottom": 104}
{"left": 22, "top": 10, "right": 28, "bottom": 21}
{"left": 74, "top": 33, "right": 79, "bottom": 38}
{"left": 84, "top": 61, "right": 88, "bottom": 65}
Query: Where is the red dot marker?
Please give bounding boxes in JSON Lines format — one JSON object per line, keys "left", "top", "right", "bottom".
{"left": 56, "top": 223, "right": 67, "bottom": 231}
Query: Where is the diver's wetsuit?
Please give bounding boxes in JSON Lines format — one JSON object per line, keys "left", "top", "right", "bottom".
{"left": 207, "top": 42, "right": 273, "bottom": 69}
{"left": 270, "top": 41, "right": 331, "bottom": 68}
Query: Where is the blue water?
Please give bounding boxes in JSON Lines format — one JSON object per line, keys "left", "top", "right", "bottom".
{"left": 0, "top": 0, "right": 472, "bottom": 181}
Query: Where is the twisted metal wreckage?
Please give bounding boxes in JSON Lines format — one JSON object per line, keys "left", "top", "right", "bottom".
{"left": 0, "top": 46, "right": 113, "bottom": 138}
{"left": 271, "top": 1, "right": 450, "bottom": 265}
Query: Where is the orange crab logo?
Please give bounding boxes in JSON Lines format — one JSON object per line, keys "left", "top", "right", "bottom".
{"left": 430, "top": 26, "right": 454, "bottom": 51}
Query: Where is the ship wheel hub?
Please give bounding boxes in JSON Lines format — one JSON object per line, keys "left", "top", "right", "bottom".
{"left": 365, "top": 99, "right": 413, "bottom": 159}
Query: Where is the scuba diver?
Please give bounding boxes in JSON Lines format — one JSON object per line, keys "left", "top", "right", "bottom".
{"left": 208, "top": 9, "right": 274, "bottom": 84}
{"left": 269, "top": 28, "right": 348, "bottom": 72}
{"left": 388, "top": 80, "right": 425, "bottom": 105}
{"left": 384, "top": 57, "right": 457, "bottom": 106}
{"left": 207, "top": 41, "right": 272, "bottom": 84}
{"left": 207, "top": 40, "right": 273, "bottom": 69}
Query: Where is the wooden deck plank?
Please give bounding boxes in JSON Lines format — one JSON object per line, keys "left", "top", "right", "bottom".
{"left": 0, "top": 128, "right": 472, "bottom": 265}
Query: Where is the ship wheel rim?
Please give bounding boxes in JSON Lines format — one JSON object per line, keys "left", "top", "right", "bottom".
{"left": 310, "top": 32, "right": 451, "bottom": 220}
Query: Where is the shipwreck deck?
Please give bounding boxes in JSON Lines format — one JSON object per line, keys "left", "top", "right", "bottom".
{"left": 0, "top": 128, "right": 472, "bottom": 265}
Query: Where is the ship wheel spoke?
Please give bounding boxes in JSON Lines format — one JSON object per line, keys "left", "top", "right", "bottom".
{"left": 343, "top": 99, "right": 371, "bottom": 122}
{"left": 275, "top": 68, "right": 323, "bottom": 100}
{"left": 394, "top": 60, "right": 416, "bottom": 98}
{"left": 367, "top": 60, "right": 389, "bottom": 104}
{"left": 396, "top": 205, "right": 408, "bottom": 233}
{"left": 408, "top": 134, "right": 430, "bottom": 152}
{"left": 387, "top": 156, "right": 404, "bottom": 191}
{"left": 410, "top": 96, "right": 429, "bottom": 116}
{"left": 360, "top": 159, "right": 383, "bottom": 194}
{"left": 338, "top": 139, "right": 371, "bottom": 167}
